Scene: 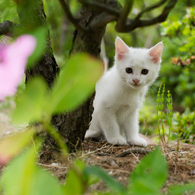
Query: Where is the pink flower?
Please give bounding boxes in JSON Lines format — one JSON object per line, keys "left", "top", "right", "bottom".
{"left": 0, "top": 35, "right": 36, "bottom": 101}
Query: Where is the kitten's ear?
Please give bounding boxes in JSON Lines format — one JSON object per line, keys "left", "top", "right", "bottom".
{"left": 149, "top": 42, "right": 163, "bottom": 64}
{"left": 115, "top": 37, "right": 129, "bottom": 60}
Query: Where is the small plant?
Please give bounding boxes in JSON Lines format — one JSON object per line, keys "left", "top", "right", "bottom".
{"left": 156, "top": 84, "right": 195, "bottom": 147}
{"left": 156, "top": 84, "right": 166, "bottom": 147}
{"left": 156, "top": 85, "right": 176, "bottom": 148}
{"left": 166, "top": 90, "right": 173, "bottom": 145}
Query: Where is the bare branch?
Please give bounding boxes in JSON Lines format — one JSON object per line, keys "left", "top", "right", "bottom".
{"left": 115, "top": 0, "right": 134, "bottom": 31}
{"left": 58, "top": 0, "right": 87, "bottom": 33}
{"left": 0, "top": 20, "right": 18, "bottom": 36}
{"left": 115, "top": 147, "right": 150, "bottom": 158}
{"left": 117, "top": 0, "right": 178, "bottom": 32}
{"left": 135, "top": 0, "right": 166, "bottom": 20}
{"left": 138, "top": 0, "right": 178, "bottom": 27}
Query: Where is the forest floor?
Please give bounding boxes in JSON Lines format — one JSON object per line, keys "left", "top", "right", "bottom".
{"left": 1, "top": 99, "right": 195, "bottom": 194}
{"left": 38, "top": 139, "right": 195, "bottom": 195}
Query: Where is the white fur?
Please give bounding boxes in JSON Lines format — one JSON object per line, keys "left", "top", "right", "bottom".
{"left": 85, "top": 37, "right": 163, "bottom": 146}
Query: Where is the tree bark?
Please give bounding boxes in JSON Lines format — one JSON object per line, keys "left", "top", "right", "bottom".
{"left": 16, "top": 0, "right": 58, "bottom": 88}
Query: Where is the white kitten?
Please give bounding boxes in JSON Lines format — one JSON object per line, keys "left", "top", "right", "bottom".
{"left": 85, "top": 37, "right": 163, "bottom": 146}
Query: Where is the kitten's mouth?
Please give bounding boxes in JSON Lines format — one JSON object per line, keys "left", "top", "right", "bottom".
{"left": 127, "top": 82, "right": 141, "bottom": 89}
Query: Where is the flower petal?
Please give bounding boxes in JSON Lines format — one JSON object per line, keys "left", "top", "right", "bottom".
{"left": 0, "top": 35, "right": 37, "bottom": 100}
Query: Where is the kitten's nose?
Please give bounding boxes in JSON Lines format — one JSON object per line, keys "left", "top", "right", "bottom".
{"left": 132, "top": 79, "right": 140, "bottom": 85}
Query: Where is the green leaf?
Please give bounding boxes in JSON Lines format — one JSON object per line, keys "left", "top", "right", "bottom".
{"left": 1, "top": 145, "right": 64, "bottom": 195}
{"left": 12, "top": 77, "right": 47, "bottom": 124}
{"left": 27, "top": 27, "right": 47, "bottom": 68}
{"left": 169, "top": 184, "right": 195, "bottom": 195}
{"left": 63, "top": 160, "right": 86, "bottom": 195}
{"left": 0, "top": 128, "right": 35, "bottom": 165}
{"left": 129, "top": 148, "right": 167, "bottom": 195}
{"left": 84, "top": 166, "right": 127, "bottom": 195}
{"left": 30, "top": 167, "right": 64, "bottom": 195}
{"left": 1, "top": 146, "right": 37, "bottom": 195}
{"left": 48, "top": 53, "right": 103, "bottom": 114}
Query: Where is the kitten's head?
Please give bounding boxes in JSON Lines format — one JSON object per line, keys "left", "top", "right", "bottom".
{"left": 114, "top": 37, "right": 163, "bottom": 89}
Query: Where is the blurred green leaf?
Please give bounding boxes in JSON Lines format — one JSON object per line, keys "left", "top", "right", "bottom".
{"left": 63, "top": 160, "right": 86, "bottom": 195}
{"left": 30, "top": 167, "right": 64, "bottom": 195}
{"left": 12, "top": 77, "right": 47, "bottom": 124}
{"left": 1, "top": 146, "right": 37, "bottom": 195}
{"left": 0, "top": 0, "right": 18, "bottom": 22}
{"left": 84, "top": 166, "right": 127, "bottom": 195}
{"left": 27, "top": 27, "right": 47, "bottom": 68}
{"left": 0, "top": 128, "right": 35, "bottom": 165}
{"left": 49, "top": 53, "right": 103, "bottom": 114}
{"left": 169, "top": 184, "right": 195, "bottom": 195}
{"left": 1, "top": 145, "right": 64, "bottom": 195}
{"left": 129, "top": 148, "right": 167, "bottom": 195}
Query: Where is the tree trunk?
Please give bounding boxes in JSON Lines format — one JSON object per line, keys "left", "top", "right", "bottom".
{"left": 52, "top": 5, "right": 106, "bottom": 152}
{"left": 17, "top": 0, "right": 58, "bottom": 87}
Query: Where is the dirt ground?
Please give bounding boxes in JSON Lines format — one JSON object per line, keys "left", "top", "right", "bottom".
{"left": 37, "top": 139, "right": 195, "bottom": 194}
{"left": 1, "top": 100, "right": 195, "bottom": 194}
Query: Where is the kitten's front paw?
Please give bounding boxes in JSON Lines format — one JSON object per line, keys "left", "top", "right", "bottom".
{"left": 128, "top": 137, "right": 147, "bottom": 147}
{"left": 107, "top": 136, "right": 127, "bottom": 145}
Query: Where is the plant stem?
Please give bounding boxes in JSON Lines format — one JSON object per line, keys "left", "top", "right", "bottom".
{"left": 43, "top": 121, "right": 69, "bottom": 157}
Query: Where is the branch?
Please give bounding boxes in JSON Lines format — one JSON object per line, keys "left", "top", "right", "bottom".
{"left": 135, "top": 0, "right": 166, "bottom": 20}
{"left": 118, "top": 0, "right": 178, "bottom": 32}
{"left": 115, "top": 147, "right": 150, "bottom": 158}
{"left": 115, "top": 0, "right": 134, "bottom": 31}
{"left": 57, "top": 0, "right": 87, "bottom": 33}
{"left": 138, "top": 0, "right": 178, "bottom": 27}
{"left": 0, "top": 20, "right": 18, "bottom": 36}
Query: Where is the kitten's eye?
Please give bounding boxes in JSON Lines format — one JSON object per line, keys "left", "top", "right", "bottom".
{"left": 141, "top": 69, "right": 149, "bottom": 75}
{"left": 126, "top": 68, "right": 133, "bottom": 74}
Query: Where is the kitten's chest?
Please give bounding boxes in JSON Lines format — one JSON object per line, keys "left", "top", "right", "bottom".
{"left": 115, "top": 89, "right": 142, "bottom": 109}
{"left": 114, "top": 91, "right": 142, "bottom": 122}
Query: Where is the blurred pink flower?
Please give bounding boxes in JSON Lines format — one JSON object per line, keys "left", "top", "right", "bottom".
{"left": 0, "top": 35, "right": 36, "bottom": 101}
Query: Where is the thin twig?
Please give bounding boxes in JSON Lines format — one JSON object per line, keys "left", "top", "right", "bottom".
{"left": 84, "top": 142, "right": 111, "bottom": 156}
{"left": 131, "top": 152, "right": 140, "bottom": 163}
{"left": 135, "top": 0, "right": 166, "bottom": 20}
{"left": 37, "top": 162, "right": 67, "bottom": 169}
{"left": 114, "top": 148, "right": 150, "bottom": 158}
{"left": 135, "top": 0, "right": 177, "bottom": 27}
